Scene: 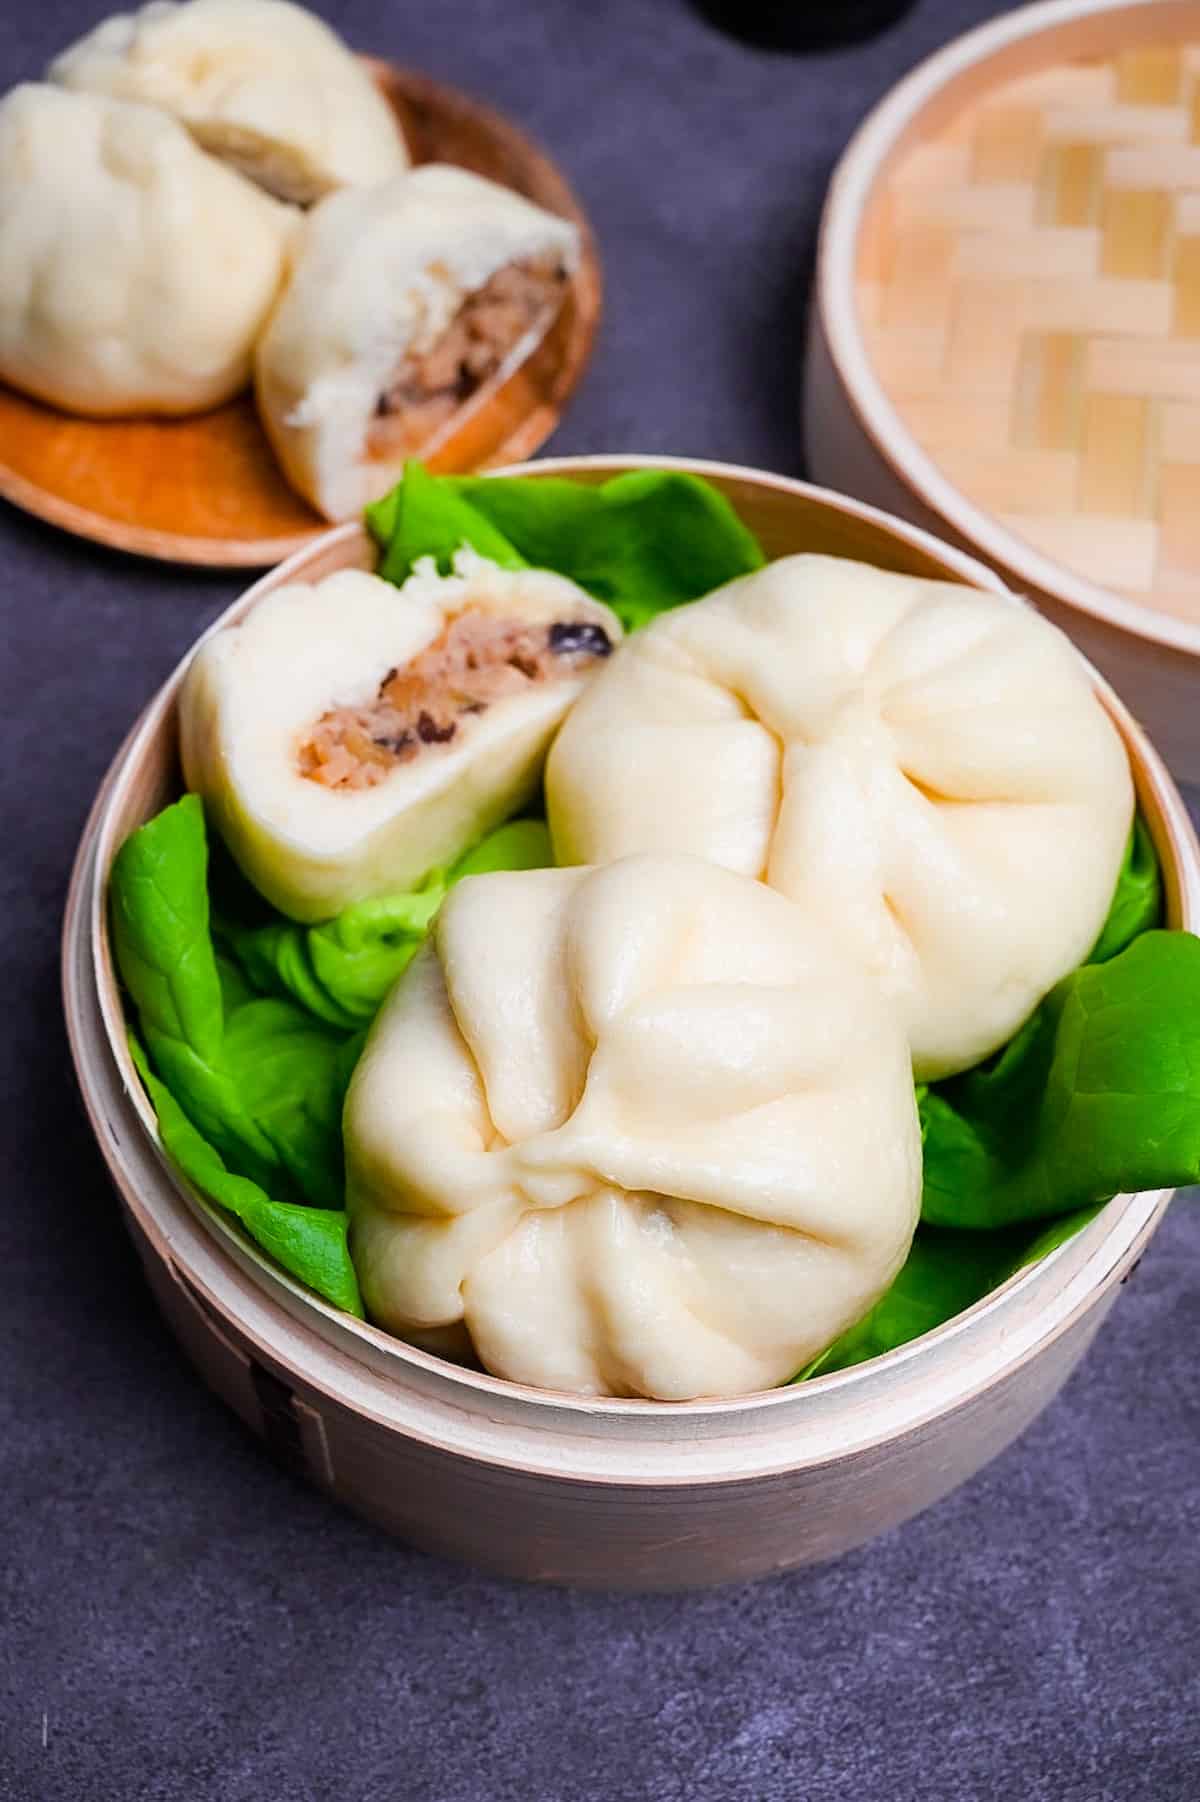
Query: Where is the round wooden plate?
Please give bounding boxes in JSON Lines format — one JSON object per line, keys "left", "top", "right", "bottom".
{"left": 0, "top": 63, "right": 602, "bottom": 568}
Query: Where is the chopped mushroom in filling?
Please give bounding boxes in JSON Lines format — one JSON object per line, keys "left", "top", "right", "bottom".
{"left": 298, "top": 608, "right": 613, "bottom": 790}
{"left": 366, "top": 253, "right": 569, "bottom": 460}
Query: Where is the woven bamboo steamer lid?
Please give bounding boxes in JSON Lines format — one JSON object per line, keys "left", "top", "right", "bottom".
{"left": 63, "top": 455, "right": 1200, "bottom": 1590}
{"left": 807, "top": 0, "right": 1200, "bottom": 784}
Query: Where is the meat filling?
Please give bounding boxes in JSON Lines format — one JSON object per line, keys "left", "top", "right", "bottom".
{"left": 298, "top": 609, "right": 612, "bottom": 790}
{"left": 366, "top": 254, "right": 569, "bottom": 460}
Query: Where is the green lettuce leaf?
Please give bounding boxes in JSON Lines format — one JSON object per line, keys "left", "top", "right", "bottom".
{"left": 221, "top": 879, "right": 445, "bottom": 1032}
{"left": 110, "top": 795, "right": 354, "bottom": 1209}
{"left": 366, "top": 463, "right": 765, "bottom": 630}
{"left": 1013, "top": 1201, "right": 1107, "bottom": 1269}
{"left": 804, "top": 821, "right": 1171, "bottom": 1375}
{"left": 366, "top": 460, "right": 527, "bottom": 578}
{"left": 1089, "top": 815, "right": 1162, "bottom": 963}
{"left": 800, "top": 1201, "right": 1109, "bottom": 1379}
{"left": 921, "top": 930, "right": 1200, "bottom": 1229}
{"left": 128, "top": 1036, "right": 362, "bottom": 1315}
{"left": 109, "top": 792, "right": 225, "bottom": 1064}
{"left": 109, "top": 798, "right": 554, "bottom": 1315}
{"left": 452, "top": 817, "right": 552, "bottom": 878}
{"left": 800, "top": 1224, "right": 1028, "bottom": 1378}
{"left": 220, "top": 819, "right": 552, "bottom": 1029}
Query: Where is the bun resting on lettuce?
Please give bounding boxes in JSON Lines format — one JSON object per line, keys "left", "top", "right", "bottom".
{"left": 547, "top": 554, "right": 1134, "bottom": 1081}
{"left": 255, "top": 165, "right": 581, "bottom": 521}
{"left": 179, "top": 550, "right": 620, "bottom": 923}
{"left": 345, "top": 855, "right": 923, "bottom": 1400}
{"left": 49, "top": 0, "right": 407, "bottom": 206}
{"left": 0, "top": 83, "right": 294, "bottom": 416}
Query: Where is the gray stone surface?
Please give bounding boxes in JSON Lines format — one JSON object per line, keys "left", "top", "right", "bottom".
{"left": 1, "top": 1, "right": 1198, "bottom": 1797}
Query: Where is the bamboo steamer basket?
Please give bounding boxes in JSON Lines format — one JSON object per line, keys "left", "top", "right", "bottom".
{"left": 63, "top": 455, "right": 1200, "bottom": 1591}
{"left": 806, "top": 0, "right": 1200, "bottom": 784}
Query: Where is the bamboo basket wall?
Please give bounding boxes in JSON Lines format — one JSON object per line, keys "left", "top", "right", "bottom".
{"left": 807, "top": 0, "right": 1200, "bottom": 784}
{"left": 62, "top": 456, "right": 1200, "bottom": 1590}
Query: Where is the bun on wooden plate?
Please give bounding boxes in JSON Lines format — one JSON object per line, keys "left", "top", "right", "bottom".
{"left": 255, "top": 165, "right": 581, "bottom": 520}
{"left": 50, "top": 0, "right": 408, "bottom": 205}
{"left": 0, "top": 82, "right": 294, "bottom": 416}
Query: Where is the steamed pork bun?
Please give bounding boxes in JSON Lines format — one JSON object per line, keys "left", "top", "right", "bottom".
{"left": 50, "top": 0, "right": 407, "bottom": 205}
{"left": 0, "top": 83, "right": 294, "bottom": 416}
{"left": 345, "top": 855, "right": 922, "bottom": 1400}
{"left": 255, "top": 165, "right": 580, "bottom": 520}
{"left": 547, "top": 555, "right": 1134, "bottom": 1081}
{"left": 179, "top": 551, "right": 620, "bottom": 922}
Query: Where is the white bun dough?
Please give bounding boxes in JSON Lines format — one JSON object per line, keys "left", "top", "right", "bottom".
{"left": 254, "top": 165, "right": 580, "bottom": 521}
{"left": 346, "top": 855, "right": 922, "bottom": 1400}
{"left": 547, "top": 555, "right": 1134, "bottom": 1080}
{"left": 50, "top": 0, "right": 407, "bottom": 205}
{"left": 179, "top": 551, "right": 620, "bottom": 922}
{"left": 0, "top": 83, "right": 294, "bottom": 416}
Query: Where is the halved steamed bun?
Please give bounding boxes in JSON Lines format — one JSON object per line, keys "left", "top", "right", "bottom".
{"left": 547, "top": 555, "right": 1134, "bottom": 1080}
{"left": 345, "top": 855, "right": 923, "bottom": 1400}
{"left": 50, "top": 0, "right": 407, "bottom": 206}
{"left": 180, "top": 550, "right": 620, "bottom": 922}
{"left": 0, "top": 83, "right": 294, "bottom": 416}
{"left": 255, "top": 165, "right": 581, "bottom": 521}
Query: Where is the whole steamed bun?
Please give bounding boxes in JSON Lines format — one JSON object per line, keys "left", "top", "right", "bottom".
{"left": 0, "top": 83, "right": 294, "bottom": 416}
{"left": 50, "top": 0, "right": 408, "bottom": 206}
{"left": 345, "top": 855, "right": 923, "bottom": 1400}
{"left": 547, "top": 555, "right": 1134, "bottom": 1081}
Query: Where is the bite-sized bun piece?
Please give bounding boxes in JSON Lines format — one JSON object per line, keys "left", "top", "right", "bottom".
{"left": 0, "top": 83, "right": 294, "bottom": 417}
{"left": 180, "top": 550, "right": 620, "bottom": 922}
{"left": 50, "top": 0, "right": 407, "bottom": 205}
{"left": 255, "top": 165, "right": 581, "bottom": 520}
{"left": 346, "top": 855, "right": 922, "bottom": 1400}
{"left": 548, "top": 555, "right": 1134, "bottom": 1080}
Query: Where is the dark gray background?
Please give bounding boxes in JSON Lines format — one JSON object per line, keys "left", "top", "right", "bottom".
{"left": 2, "top": 1, "right": 1198, "bottom": 1797}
